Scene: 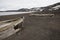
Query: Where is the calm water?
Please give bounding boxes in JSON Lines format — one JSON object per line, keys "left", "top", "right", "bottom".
{"left": 0, "top": 11, "right": 34, "bottom": 16}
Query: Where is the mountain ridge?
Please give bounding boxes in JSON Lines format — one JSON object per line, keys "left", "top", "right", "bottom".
{"left": 0, "top": 2, "right": 60, "bottom": 12}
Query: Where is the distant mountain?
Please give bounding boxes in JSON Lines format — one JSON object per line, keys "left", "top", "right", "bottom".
{"left": 18, "top": 8, "right": 30, "bottom": 12}
{"left": 44, "top": 2, "right": 60, "bottom": 14}
{"left": 30, "top": 2, "right": 60, "bottom": 12}
{"left": 47, "top": 2, "right": 60, "bottom": 11}
{"left": 0, "top": 2, "right": 60, "bottom": 12}
{"left": 2, "top": 8, "right": 30, "bottom": 12}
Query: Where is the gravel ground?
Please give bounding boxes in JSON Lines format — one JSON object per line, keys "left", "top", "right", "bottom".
{"left": 3, "top": 14, "right": 60, "bottom": 40}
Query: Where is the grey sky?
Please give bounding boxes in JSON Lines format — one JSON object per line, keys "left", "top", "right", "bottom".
{"left": 0, "top": 0, "right": 60, "bottom": 11}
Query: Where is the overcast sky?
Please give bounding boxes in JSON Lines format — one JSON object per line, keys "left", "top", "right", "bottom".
{"left": 0, "top": 0, "right": 60, "bottom": 11}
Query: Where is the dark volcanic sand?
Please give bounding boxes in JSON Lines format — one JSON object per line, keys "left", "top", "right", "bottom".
{"left": 3, "top": 14, "right": 60, "bottom": 40}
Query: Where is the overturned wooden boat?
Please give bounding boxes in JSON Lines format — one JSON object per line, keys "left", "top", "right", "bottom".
{"left": 0, "top": 17, "right": 24, "bottom": 39}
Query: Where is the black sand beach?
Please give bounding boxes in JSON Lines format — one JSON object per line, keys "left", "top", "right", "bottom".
{"left": 3, "top": 13, "right": 60, "bottom": 40}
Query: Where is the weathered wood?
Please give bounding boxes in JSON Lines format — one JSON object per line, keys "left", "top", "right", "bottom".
{"left": 0, "top": 17, "right": 24, "bottom": 39}
{"left": 29, "top": 14, "right": 54, "bottom": 17}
